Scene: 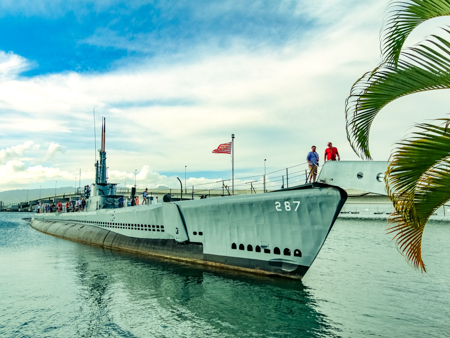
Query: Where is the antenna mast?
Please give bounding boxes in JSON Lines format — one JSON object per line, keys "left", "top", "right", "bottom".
{"left": 93, "top": 108, "right": 97, "bottom": 163}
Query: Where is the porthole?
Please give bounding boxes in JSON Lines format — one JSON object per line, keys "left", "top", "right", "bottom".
{"left": 193, "top": 231, "right": 197, "bottom": 235}
{"left": 283, "top": 248, "right": 291, "bottom": 256}
{"left": 232, "top": 243, "right": 237, "bottom": 250}
{"left": 161, "top": 226, "right": 164, "bottom": 229}
{"left": 199, "top": 232, "right": 203, "bottom": 236}
{"left": 247, "top": 245, "right": 253, "bottom": 252}
{"left": 239, "top": 244, "right": 245, "bottom": 250}
{"left": 156, "top": 225, "right": 159, "bottom": 228}
{"left": 264, "top": 248, "right": 271, "bottom": 254}
{"left": 294, "top": 249, "right": 302, "bottom": 257}
{"left": 274, "top": 247, "right": 280, "bottom": 255}
{"left": 255, "top": 246, "right": 261, "bottom": 253}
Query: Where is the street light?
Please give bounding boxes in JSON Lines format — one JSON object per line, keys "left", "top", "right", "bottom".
{"left": 55, "top": 181, "right": 57, "bottom": 198}
{"left": 134, "top": 169, "right": 137, "bottom": 187}
{"left": 185, "top": 165, "right": 187, "bottom": 194}
{"left": 27, "top": 190, "right": 28, "bottom": 202}
{"left": 39, "top": 185, "right": 41, "bottom": 199}
{"left": 264, "top": 159, "right": 267, "bottom": 193}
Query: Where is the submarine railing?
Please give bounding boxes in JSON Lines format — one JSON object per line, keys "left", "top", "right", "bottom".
{"left": 186, "top": 162, "right": 310, "bottom": 197}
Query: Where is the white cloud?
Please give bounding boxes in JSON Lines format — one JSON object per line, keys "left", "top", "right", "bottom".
{"left": 0, "top": 141, "right": 38, "bottom": 164}
{"left": 44, "top": 142, "right": 65, "bottom": 161}
{"left": 0, "top": 51, "right": 30, "bottom": 79}
{"left": 3, "top": 0, "right": 450, "bottom": 190}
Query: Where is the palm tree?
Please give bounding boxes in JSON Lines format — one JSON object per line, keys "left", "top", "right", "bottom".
{"left": 345, "top": 0, "right": 450, "bottom": 271}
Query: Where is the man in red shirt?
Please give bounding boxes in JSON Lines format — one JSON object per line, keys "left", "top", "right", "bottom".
{"left": 324, "top": 142, "right": 340, "bottom": 162}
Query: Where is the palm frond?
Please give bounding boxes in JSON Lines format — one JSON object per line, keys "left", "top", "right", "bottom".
{"left": 386, "top": 120, "right": 450, "bottom": 271}
{"left": 346, "top": 32, "right": 450, "bottom": 159}
{"left": 381, "top": 0, "right": 450, "bottom": 67}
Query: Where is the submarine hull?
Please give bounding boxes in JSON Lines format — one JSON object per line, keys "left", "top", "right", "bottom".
{"left": 31, "top": 184, "right": 346, "bottom": 279}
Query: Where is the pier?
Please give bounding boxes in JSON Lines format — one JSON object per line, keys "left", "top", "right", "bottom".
{"left": 0, "top": 186, "right": 270, "bottom": 212}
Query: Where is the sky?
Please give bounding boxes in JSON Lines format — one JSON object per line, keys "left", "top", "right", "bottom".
{"left": 1, "top": 0, "right": 450, "bottom": 193}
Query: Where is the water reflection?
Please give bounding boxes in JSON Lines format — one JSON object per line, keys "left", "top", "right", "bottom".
{"left": 2, "top": 214, "right": 449, "bottom": 337}
{"left": 70, "top": 246, "right": 339, "bottom": 337}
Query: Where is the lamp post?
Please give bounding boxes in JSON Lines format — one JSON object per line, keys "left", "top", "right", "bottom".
{"left": 264, "top": 159, "right": 267, "bottom": 193}
{"left": 134, "top": 169, "right": 137, "bottom": 187}
{"left": 55, "top": 181, "right": 57, "bottom": 198}
{"left": 27, "top": 190, "right": 28, "bottom": 202}
{"left": 39, "top": 185, "right": 41, "bottom": 199}
{"left": 75, "top": 177, "right": 77, "bottom": 193}
{"left": 185, "top": 166, "right": 187, "bottom": 194}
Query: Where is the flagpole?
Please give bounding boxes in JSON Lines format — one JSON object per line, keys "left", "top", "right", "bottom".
{"left": 232, "top": 134, "right": 235, "bottom": 195}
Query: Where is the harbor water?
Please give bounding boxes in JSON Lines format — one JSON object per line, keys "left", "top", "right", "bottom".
{"left": 1, "top": 213, "right": 449, "bottom": 337}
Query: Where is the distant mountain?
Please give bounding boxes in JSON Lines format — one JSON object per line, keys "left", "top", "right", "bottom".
{"left": 156, "top": 185, "right": 169, "bottom": 189}
{"left": 0, "top": 187, "right": 75, "bottom": 205}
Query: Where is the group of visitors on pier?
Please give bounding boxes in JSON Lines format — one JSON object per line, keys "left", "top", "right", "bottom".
{"left": 306, "top": 142, "right": 340, "bottom": 183}
{"left": 37, "top": 198, "right": 86, "bottom": 213}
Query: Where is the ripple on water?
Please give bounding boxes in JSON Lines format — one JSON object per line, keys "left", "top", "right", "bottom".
{"left": 0, "top": 214, "right": 449, "bottom": 337}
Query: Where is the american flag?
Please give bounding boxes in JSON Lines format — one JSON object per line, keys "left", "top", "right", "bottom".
{"left": 212, "top": 142, "right": 232, "bottom": 154}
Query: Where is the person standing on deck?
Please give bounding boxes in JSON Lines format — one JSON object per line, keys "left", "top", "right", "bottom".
{"left": 324, "top": 142, "right": 340, "bottom": 162}
{"left": 306, "top": 146, "right": 319, "bottom": 183}
{"left": 142, "top": 188, "right": 148, "bottom": 205}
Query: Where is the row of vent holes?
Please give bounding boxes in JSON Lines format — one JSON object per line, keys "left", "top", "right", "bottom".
{"left": 231, "top": 243, "right": 301, "bottom": 257}
{"left": 193, "top": 232, "right": 203, "bottom": 236}
{"left": 69, "top": 220, "right": 164, "bottom": 231}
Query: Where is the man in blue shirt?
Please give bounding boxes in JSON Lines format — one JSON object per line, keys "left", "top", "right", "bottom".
{"left": 306, "top": 145, "right": 319, "bottom": 183}
{"left": 143, "top": 188, "right": 148, "bottom": 205}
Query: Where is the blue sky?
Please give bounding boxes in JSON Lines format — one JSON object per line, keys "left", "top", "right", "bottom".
{"left": 2, "top": 0, "right": 450, "bottom": 193}
{"left": 2, "top": 1, "right": 315, "bottom": 76}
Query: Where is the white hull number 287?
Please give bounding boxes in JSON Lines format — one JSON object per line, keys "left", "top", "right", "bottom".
{"left": 275, "top": 201, "right": 300, "bottom": 211}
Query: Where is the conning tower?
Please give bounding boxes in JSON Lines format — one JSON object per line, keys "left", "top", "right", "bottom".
{"left": 86, "top": 117, "right": 123, "bottom": 211}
